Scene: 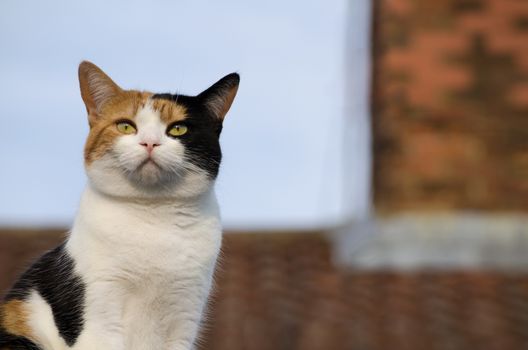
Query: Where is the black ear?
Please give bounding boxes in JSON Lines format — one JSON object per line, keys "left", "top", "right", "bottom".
{"left": 198, "top": 73, "right": 240, "bottom": 121}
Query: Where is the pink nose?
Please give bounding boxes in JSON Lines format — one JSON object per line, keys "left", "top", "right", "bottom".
{"left": 140, "top": 142, "right": 160, "bottom": 154}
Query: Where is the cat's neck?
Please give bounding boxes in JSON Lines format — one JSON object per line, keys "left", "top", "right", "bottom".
{"left": 82, "top": 183, "right": 216, "bottom": 212}
{"left": 69, "top": 184, "right": 220, "bottom": 242}
{"left": 66, "top": 184, "right": 223, "bottom": 278}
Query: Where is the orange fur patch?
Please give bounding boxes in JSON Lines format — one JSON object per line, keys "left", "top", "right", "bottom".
{"left": 84, "top": 90, "right": 149, "bottom": 164}
{"left": 0, "top": 299, "right": 34, "bottom": 340}
{"left": 84, "top": 90, "right": 187, "bottom": 165}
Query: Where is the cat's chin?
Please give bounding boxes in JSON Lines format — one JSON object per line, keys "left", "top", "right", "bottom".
{"left": 129, "top": 159, "right": 167, "bottom": 186}
{"left": 86, "top": 155, "right": 214, "bottom": 200}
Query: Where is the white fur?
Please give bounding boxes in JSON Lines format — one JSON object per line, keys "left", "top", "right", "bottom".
{"left": 67, "top": 185, "right": 222, "bottom": 350}
{"left": 28, "top": 103, "right": 223, "bottom": 350}
{"left": 26, "top": 291, "right": 69, "bottom": 350}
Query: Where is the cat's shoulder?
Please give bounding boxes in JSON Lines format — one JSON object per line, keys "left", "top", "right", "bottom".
{"left": 1, "top": 243, "right": 86, "bottom": 348}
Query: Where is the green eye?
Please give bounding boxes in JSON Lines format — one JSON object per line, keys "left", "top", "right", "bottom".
{"left": 116, "top": 121, "right": 136, "bottom": 134}
{"left": 168, "top": 124, "right": 188, "bottom": 137}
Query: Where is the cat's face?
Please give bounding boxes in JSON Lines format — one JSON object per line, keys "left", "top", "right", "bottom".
{"left": 78, "top": 61, "right": 239, "bottom": 199}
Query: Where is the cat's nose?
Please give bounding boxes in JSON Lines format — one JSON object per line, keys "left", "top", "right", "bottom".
{"left": 140, "top": 142, "right": 161, "bottom": 154}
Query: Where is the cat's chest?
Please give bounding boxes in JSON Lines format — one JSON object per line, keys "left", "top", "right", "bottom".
{"left": 68, "top": 188, "right": 223, "bottom": 285}
{"left": 70, "top": 218, "right": 222, "bottom": 286}
{"left": 123, "top": 225, "right": 220, "bottom": 275}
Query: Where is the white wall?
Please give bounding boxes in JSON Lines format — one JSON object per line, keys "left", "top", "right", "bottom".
{"left": 0, "top": 0, "right": 371, "bottom": 229}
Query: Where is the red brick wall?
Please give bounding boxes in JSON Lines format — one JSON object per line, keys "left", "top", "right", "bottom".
{"left": 372, "top": 0, "right": 528, "bottom": 212}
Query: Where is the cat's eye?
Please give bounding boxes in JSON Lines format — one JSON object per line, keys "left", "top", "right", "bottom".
{"left": 167, "top": 124, "right": 188, "bottom": 137}
{"left": 116, "top": 121, "right": 137, "bottom": 135}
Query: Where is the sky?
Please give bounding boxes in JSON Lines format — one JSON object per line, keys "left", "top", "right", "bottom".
{"left": 0, "top": 0, "right": 371, "bottom": 230}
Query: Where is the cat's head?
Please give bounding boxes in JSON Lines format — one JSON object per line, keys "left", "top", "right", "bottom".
{"left": 78, "top": 61, "right": 239, "bottom": 200}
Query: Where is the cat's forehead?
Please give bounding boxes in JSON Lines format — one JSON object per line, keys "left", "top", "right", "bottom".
{"left": 101, "top": 90, "right": 187, "bottom": 124}
{"left": 135, "top": 97, "right": 187, "bottom": 125}
{"left": 148, "top": 97, "right": 187, "bottom": 124}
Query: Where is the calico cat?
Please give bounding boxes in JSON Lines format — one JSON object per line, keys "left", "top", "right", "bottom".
{"left": 0, "top": 61, "right": 239, "bottom": 350}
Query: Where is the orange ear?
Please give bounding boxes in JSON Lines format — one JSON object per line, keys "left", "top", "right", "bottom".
{"left": 78, "top": 61, "right": 122, "bottom": 125}
{"left": 198, "top": 73, "right": 240, "bottom": 121}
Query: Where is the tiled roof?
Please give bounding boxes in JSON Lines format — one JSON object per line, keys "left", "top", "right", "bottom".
{"left": 202, "top": 233, "right": 528, "bottom": 350}
{"left": 3, "top": 231, "right": 528, "bottom": 349}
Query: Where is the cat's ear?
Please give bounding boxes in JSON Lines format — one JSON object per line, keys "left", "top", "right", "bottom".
{"left": 198, "top": 73, "right": 240, "bottom": 121}
{"left": 78, "top": 61, "right": 122, "bottom": 123}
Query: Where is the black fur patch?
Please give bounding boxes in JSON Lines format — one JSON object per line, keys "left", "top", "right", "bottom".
{"left": 4, "top": 244, "right": 86, "bottom": 347}
{"left": 152, "top": 73, "right": 239, "bottom": 179}
{"left": 151, "top": 93, "right": 224, "bottom": 178}
{"left": 0, "top": 330, "right": 42, "bottom": 350}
